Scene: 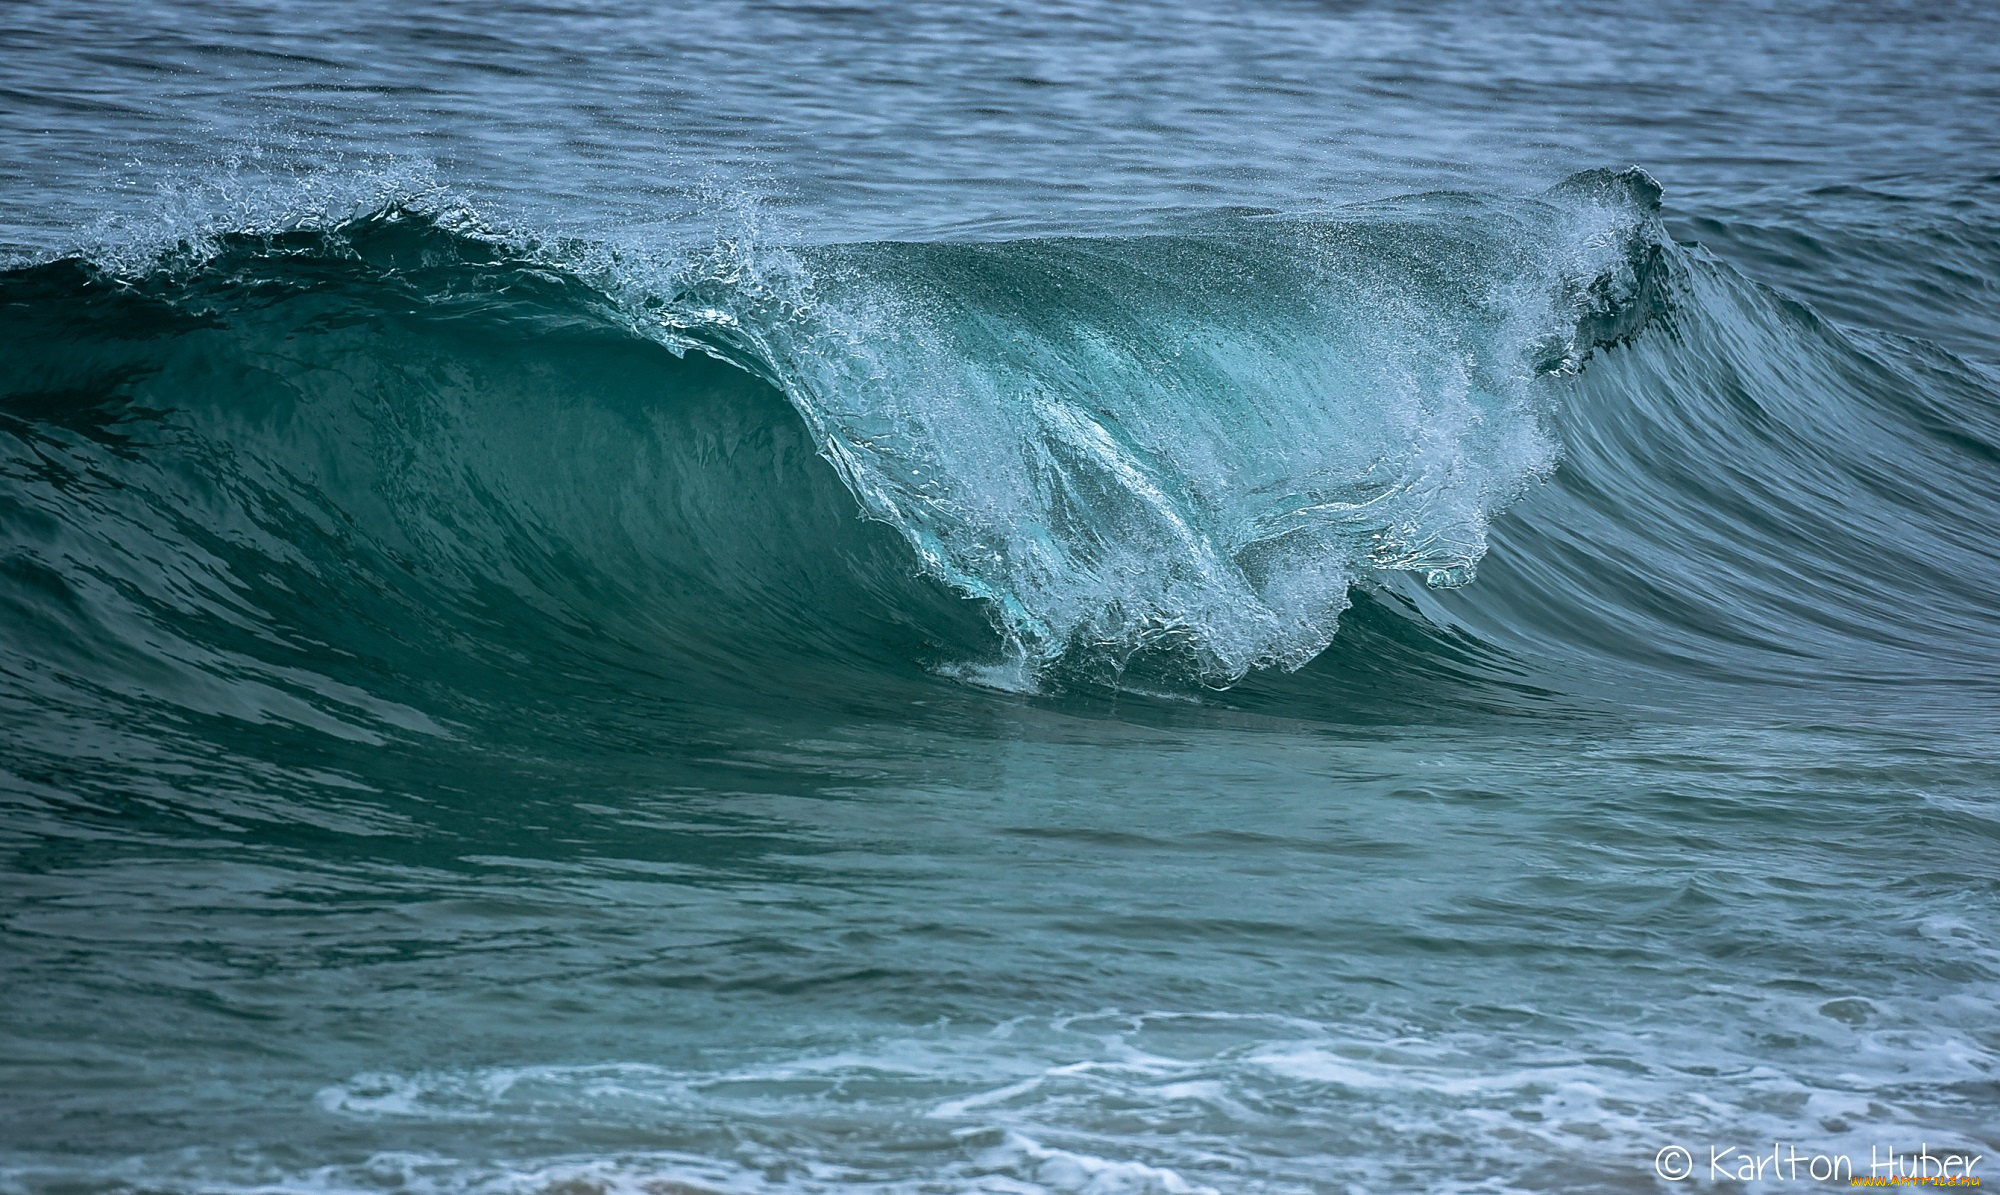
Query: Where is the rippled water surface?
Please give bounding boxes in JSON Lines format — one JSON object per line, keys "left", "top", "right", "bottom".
{"left": 2, "top": 2, "right": 1998, "bottom": 1193}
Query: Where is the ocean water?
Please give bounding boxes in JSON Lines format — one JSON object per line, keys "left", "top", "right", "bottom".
{"left": 3, "top": 2, "right": 1999, "bottom": 1192}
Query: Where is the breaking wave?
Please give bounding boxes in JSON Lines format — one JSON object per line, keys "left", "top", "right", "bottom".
{"left": 2, "top": 167, "right": 1994, "bottom": 746}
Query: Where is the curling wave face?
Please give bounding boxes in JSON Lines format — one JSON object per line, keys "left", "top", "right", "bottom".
{"left": 2, "top": 169, "right": 1678, "bottom": 724}
{"left": 5, "top": 167, "right": 1996, "bottom": 735}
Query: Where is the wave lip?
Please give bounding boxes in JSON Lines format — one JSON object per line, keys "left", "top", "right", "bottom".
{"left": 665, "top": 169, "right": 1669, "bottom": 682}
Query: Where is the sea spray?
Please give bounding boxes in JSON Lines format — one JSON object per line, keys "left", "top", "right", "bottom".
{"left": 663, "top": 170, "right": 1669, "bottom": 681}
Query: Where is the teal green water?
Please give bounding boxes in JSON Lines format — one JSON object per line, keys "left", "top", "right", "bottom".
{"left": 5, "top": 180, "right": 1998, "bottom": 1192}
{"left": 4, "top": 2, "right": 2000, "bottom": 1191}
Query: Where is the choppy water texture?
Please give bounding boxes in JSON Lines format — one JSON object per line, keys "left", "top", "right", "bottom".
{"left": 4, "top": 3, "right": 2000, "bottom": 1193}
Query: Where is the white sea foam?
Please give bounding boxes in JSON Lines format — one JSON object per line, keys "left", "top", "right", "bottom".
{"left": 238, "top": 1005, "right": 2000, "bottom": 1195}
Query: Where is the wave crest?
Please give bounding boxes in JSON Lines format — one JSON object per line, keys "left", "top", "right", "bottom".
{"left": 668, "top": 169, "right": 1668, "bottom": 680}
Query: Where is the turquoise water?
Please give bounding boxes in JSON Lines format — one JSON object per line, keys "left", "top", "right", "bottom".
{"left": 3, "top": 3, "right": 1999, "bottom": 1192}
